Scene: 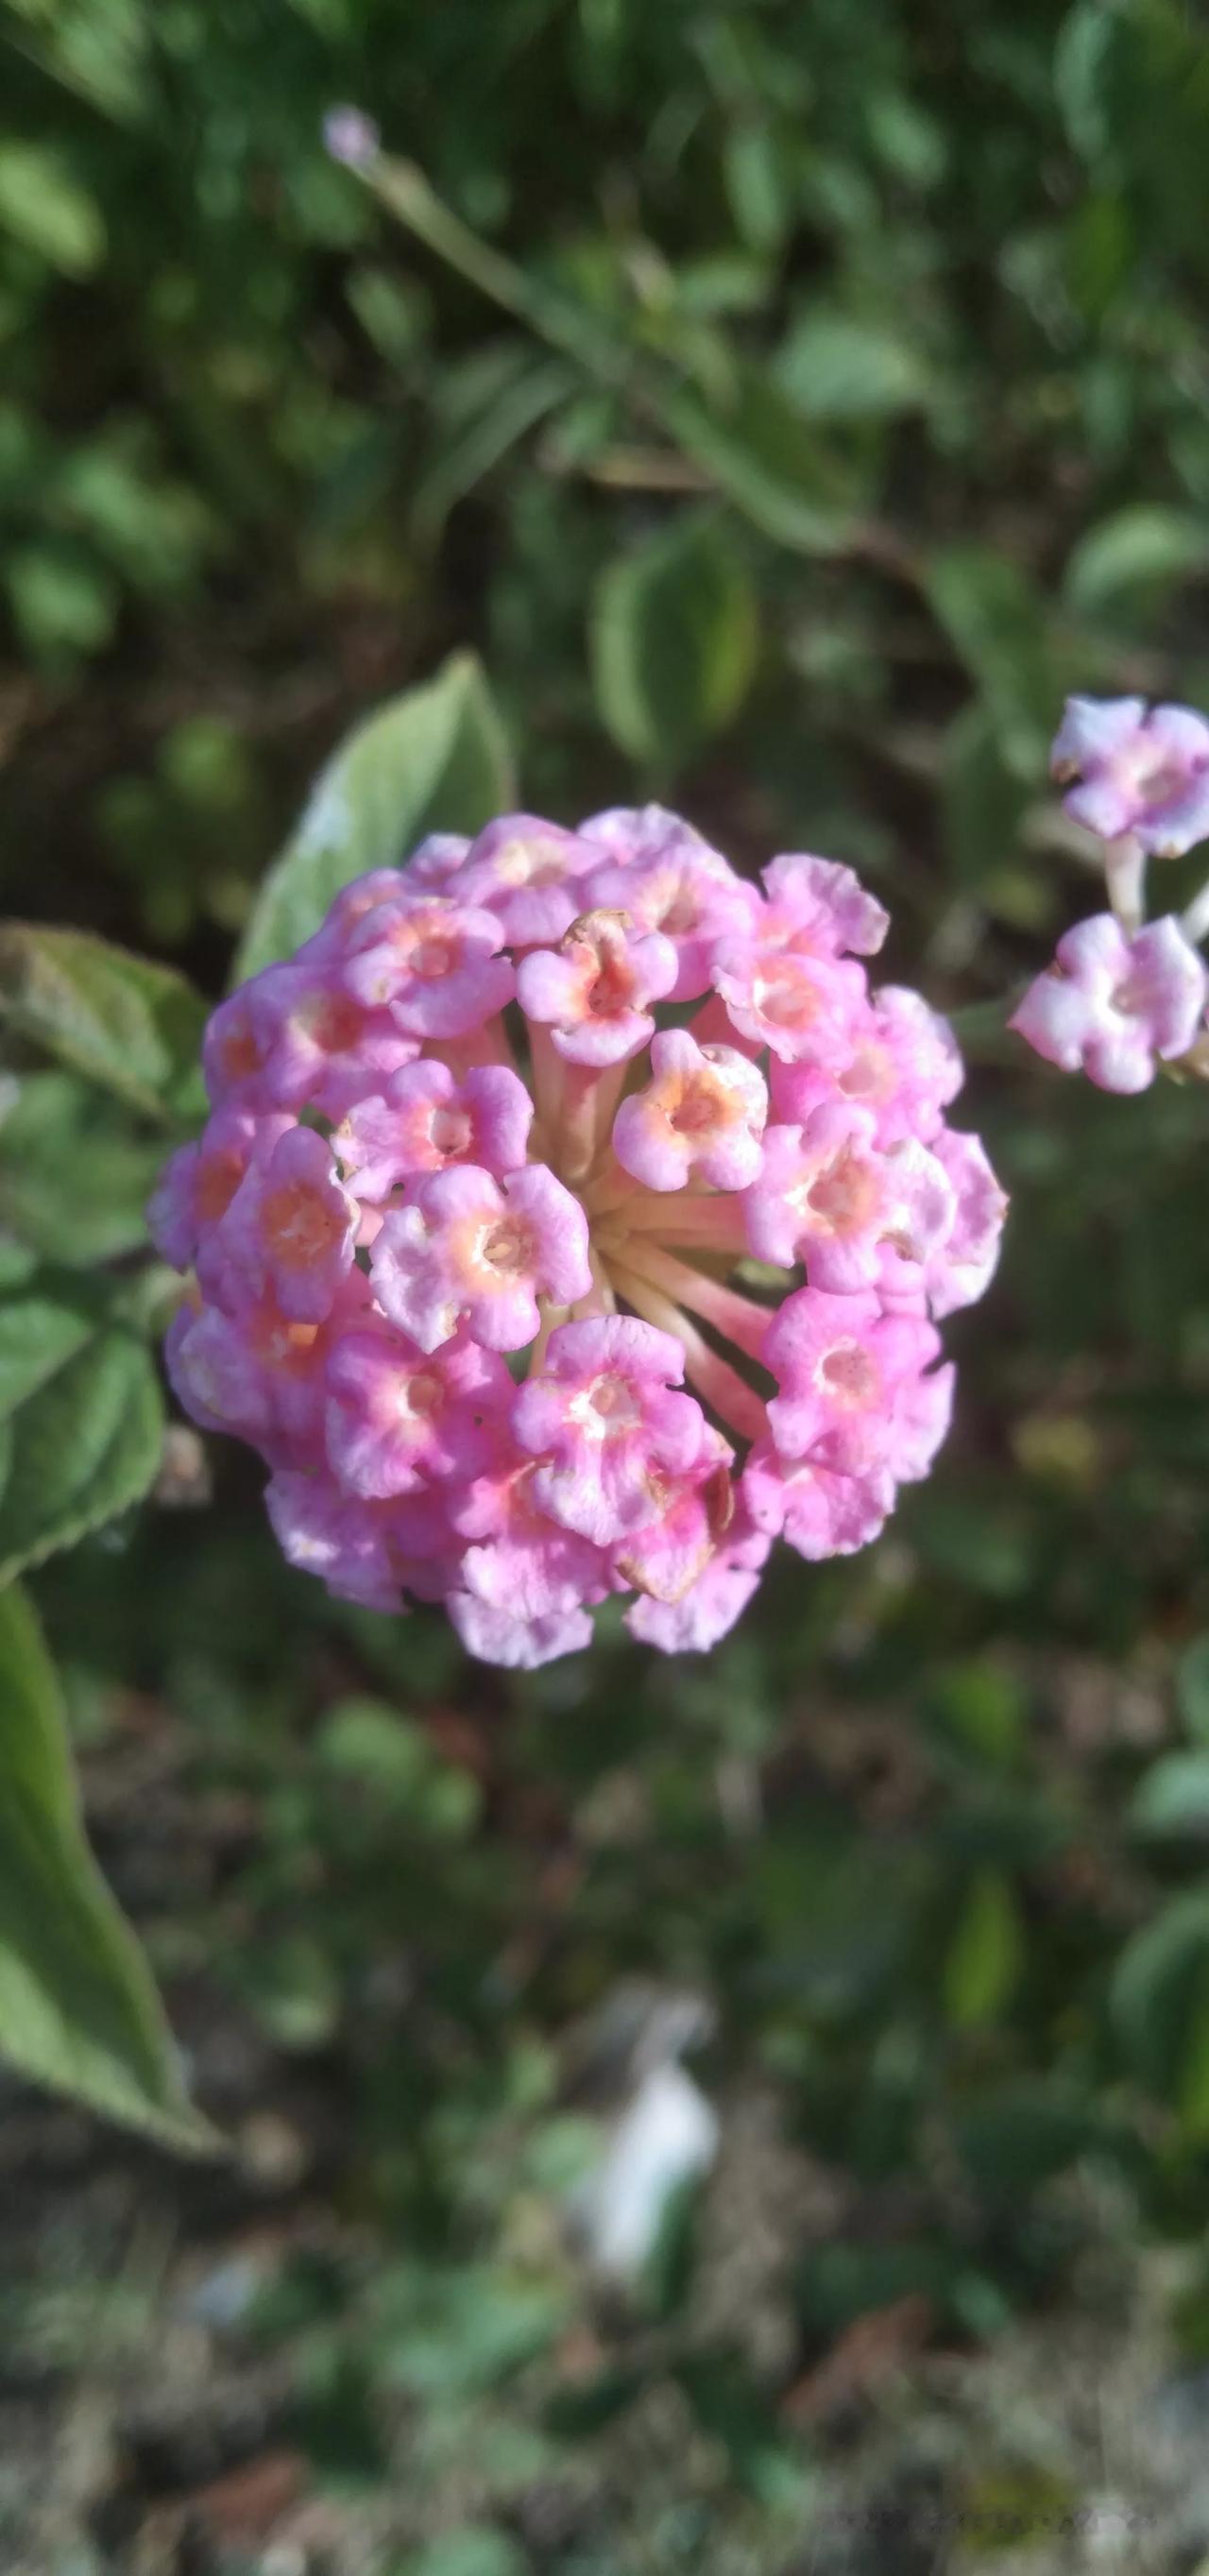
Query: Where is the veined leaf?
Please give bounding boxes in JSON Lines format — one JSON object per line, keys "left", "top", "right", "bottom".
{"left": 0, "top": 1269, "right": 163, "bottom": 1583}
{"left": 234, "top": 651, "right": 515, "bottom": 979}
{"left": 0, "top": 927, "right": 207, "bottom": 1127}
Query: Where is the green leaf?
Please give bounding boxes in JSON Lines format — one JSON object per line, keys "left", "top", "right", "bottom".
{"left": 5, "top": 540, "right": 119, "bottom": 668}
{"left": 403, "top": 2528, "right": 527, "bottom": 2576}
{"left": 0, "top": 1073, "right": 164, "bottom": 1267}
{"left": 0, "top": 1582, "right": 211, "bottom": 2148}
{"left": 1112, "top": 1889, "right": 1209, "bottom": 2098}
{"left": 661, "top": 369, "right": 855, "bottom": 555}
{"left": 940, "top": 702, "right": 1031, "bottom": 893}
{"left": 1064, "top": 505, "right": 1209, "bottom": 618}
{"left": 775, "top": 311, "right": 930, "bottom": 421}
{"left": 1177, "top": 1635, "right": 1209, "bottom": 1744}
{"left": 0, "top": 927, "right": 207, "bottom": 1127}
{"left": 722, "top": 120, "right": 792, "bottom": 256}
{"left": 944, "top": 1868, "right": 1024, "bottom": 2027}
{"left": 235, "top": 652, "right": 515, "bottom": 979}
{"left": 412, "top": 355, "right": 572, "bottom": 543}
{"left": 0, "top": 1270, "right": 163, "bottom": 1582}
{"left": 926, "top": 544, "right": 1056, "bottom": 775}
{"left": 590, "top": 510, "right": 758, "bottom": 775}
{"left": 0, "top": 142, "right": 106, "bottom": 277}
{"left": 1130, "top": 1752, "right": 1209, "bottom": 1836}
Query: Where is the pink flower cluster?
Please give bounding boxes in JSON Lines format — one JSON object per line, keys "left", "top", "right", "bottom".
{"left": 152, "top": 807, "right": 1006, "bottom": 1667}
{"left": 1012, "top": 696, "right": 1209, "bottom": 1094}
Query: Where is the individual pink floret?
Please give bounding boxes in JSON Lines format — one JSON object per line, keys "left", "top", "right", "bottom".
{"left": 300, "top": 868, "right": 411, "bottom": 962}
{"left": 1009, "top": 913, "right": 1207, "bottom": 1094}
{"left": 447, "top": 1595, "right": 595, "bottom": 1669}
{"left": 742, "top": 1439, "right": 894, "bottom": 1560}
{"left": 265, "top": 1470, "right": 455, "bottom": 1614}
{"left": 516, "top": 908, "right": 678, "bottom": 1066}
{"left": 613, "top": 1431, "right": 735, "bottom": 1605}
{"left": 581, "top": 840, "right": 758, "bottom": 1000}
{"left": 447, "top": 813, "right": 598, "bottom": 947}
{"left": 760, "top": 853, "right": 889, "bottom": 959}
{"left": 612, "top": 1031, "right": 767, "bottom": 1194}
{"left": 336, "top": 1061, "right": 534, "bottom": 1201}
{"left": 266, "top": 1471, "right": 405, "bottom": 1613}
{"left": 887, "top": 1358, "right": 956, "bottom": 1484}
{"left": 166, "top": 1271, "right": 372, "bottom": 1465}
{"left": 919, "top": 1130, "right": 1008, "bottom": 1321}
{"left": 370, "top": 1161, "right": 591, "bottom": 1354}
{"left": 202, "top": 988, "right": 274, "bottom": 1109}
{"left": 1051, "top": 695, "right": 1209, "bottom": 856}
{"left": 772, "top": 984, "right": 962, "bottom": 1148}
{"left": 744, "top": 1103, "right": 954, "bottom": 1289}
{"left": 712, "top": 921, "right": 868, "bottom": 1065}
{"left": 449, "top": 1457, "right": 613, "bottom": 1624}
{"left": 343, "top": 895, "right": 515, "bottom": 1034}
{"left": 147, "top": 1105, "right": 288, "bottom": 1280}
{"left": 514, "top": 1315, "right": 707, "bottom": 1545}
{"left": 220, "top": 1125, "right": 359, "bottom": 1323}
{"left": 406, "top": 831, "right": 472, "bottom": 886}
{"left": 763, "top": 1286, "right": 940, "bottom": 1475}
{"left": 576, "top": 803, "right": 716, "bottom": 869}
{"left": 247, "top": 958, "right": 417, "bottom": 1119}
{"left": 325, "top": 1325, "right": 512, "bottom": 1498}
{"left": 623, "top": 1504, "right": 769, "bottom": 1653}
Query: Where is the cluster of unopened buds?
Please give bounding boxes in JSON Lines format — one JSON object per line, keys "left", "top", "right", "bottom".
{"left": 152, "top": 793, "right": 1008, "bottom": 1668}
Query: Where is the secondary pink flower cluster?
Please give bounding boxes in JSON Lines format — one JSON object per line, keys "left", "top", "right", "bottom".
{"left": 151, "top": 807, "right": 1006, "bottom": 1668}
{"left": 1012, "top": 695, "right": 1209, "bottom": 1094}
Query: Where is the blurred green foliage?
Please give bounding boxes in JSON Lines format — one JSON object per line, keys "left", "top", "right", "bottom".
{"left": 6, "top": 0, "right": 1209, "bottom": 2560}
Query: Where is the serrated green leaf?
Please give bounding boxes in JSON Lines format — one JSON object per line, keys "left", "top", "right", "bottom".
{"left": 0, "top": 1582, "right": 212, "bottom": 2149}
{"left": 0, "top": 1278, "right": 163, "bottom": 1582}
{"left": 0, "top": 1277, "right": 97, "bottom": 1424}
{"left": 0, "top": 1073, "right": 164, "bottom": 1266}
{"left": 590, "top": 510, "right": 758, "bottom": 776}
{"left": 0, "top": 927, "right": 207, "bottom": 1127}
{"left": 234, "top": 651, "right": 515, "bottom": 979}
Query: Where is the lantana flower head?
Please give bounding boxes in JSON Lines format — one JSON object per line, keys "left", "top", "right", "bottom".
{"left": 153, "top": 802, "right": 1004, "bottom": 1665}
